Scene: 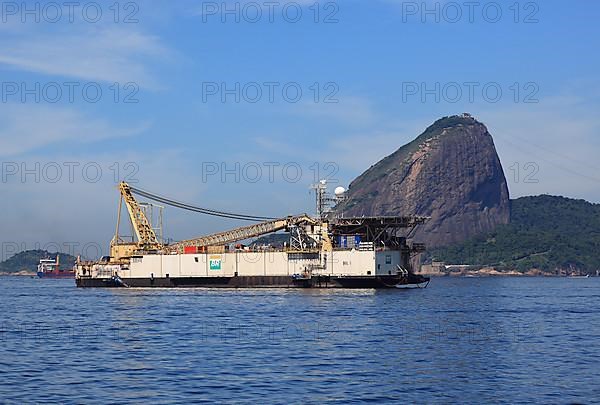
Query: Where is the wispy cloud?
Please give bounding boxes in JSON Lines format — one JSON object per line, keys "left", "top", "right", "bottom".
{"left": 0, "top": 26, "right": 169, "bottom": 89}
{"left": 477, "top": 91, "right": 600, "bottom": 201}
{"left": 0, "top": 104, "right": 150, "bottom": 156}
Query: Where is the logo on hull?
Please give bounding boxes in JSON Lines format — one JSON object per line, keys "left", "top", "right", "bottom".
{"left": 209, "top": 255, "right": 222, "bottom": 271}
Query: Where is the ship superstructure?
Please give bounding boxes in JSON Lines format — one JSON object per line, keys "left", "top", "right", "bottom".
{"left": 76, "top": 182, "right": 429, "bottom": 288}
{"left": 38, "top": 255, "right": 75, "bottom": 279}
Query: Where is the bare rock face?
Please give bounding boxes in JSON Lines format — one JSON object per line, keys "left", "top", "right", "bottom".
{"left": 335, "top": 115, "right": 510, "bottom": 248}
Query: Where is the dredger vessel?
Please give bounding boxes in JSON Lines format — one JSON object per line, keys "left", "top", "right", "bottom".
{"left": 75, "top": 182, "right": 430, "bottom": 289}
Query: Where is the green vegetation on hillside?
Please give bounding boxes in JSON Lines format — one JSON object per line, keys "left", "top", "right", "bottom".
{"left": 252, "top": 233, "right": 290, "bottom": 248}
{"left": 429, "top": 195, "right": 600, "bottom": 273}
{"left": 0, "top": 250, "right": 76, "bottom": 273}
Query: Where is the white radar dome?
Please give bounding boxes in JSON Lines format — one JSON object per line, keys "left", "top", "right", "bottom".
{"left": 334, "top": 187, "right": 346, "bottom": 196}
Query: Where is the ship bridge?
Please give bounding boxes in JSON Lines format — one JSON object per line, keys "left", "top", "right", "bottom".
{"left": 329, "top": 216, "right": 428, "bottom": 251}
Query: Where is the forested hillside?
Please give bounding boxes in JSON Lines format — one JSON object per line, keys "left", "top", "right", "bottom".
{"left": 430, "top": 195, "right": 600, "bottom": 273}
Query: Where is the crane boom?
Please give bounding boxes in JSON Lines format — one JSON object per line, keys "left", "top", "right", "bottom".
{"left": 169, "top": 214, "right": 316, "bottom": 252}
{"left": 118, "top": 182, "right": 162, "bottom": 249}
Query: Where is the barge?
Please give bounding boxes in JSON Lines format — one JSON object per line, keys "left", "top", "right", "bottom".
{"left": 76, "top": 182, "right": 430, "bottom": 289}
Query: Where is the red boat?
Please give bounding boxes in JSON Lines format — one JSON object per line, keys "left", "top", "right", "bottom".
{"left": 37, "top": 255, "right": 75, "bottom": 279}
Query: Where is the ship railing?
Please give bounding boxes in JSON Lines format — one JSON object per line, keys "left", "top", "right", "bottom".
{"left": 396, "top": 265, "right": 409, "bottom": 276}
{"left": 94, "top": 269, "right": 114, "bottom": 278}
{"left": 92, "top": 265, "right": 120, "bottom": 279}
{"left": 284, "top": 248, "right": 321, "bottom": 254}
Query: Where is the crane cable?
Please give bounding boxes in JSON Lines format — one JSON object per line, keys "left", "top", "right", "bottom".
{"left": 128, "top": 185, "right": 278, "bottom": 222}
{"left": 130, "top": 187, "right": 276, "bottom": 221}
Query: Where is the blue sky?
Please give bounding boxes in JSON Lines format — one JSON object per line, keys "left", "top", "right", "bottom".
{"left": 1, "top": 0, "right": 599, "bottom": 258}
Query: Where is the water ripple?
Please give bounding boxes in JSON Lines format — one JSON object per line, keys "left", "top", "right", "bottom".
{"left": 1, "top": 276, "right": 600, "bottom": 403}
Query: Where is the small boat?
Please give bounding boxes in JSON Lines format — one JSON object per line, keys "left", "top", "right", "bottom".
{"left": 395, "top": 280, "right": 430, "bottom": 289}
{"left": 37, "top": 255, "right": 75, "bottom": 279}
{"left": 568, "top": 274, "right": 590, "bottom": 279}
{"left": 394, "top": 265, "right": 430, "bottom": 289}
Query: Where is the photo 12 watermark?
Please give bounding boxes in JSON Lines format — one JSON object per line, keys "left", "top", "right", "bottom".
{"left": 400, "top": 1, "right": 540, "bottom": 24}
{"left": 198, "top": 321, "right": 340, "bottom": 343}
{"left": 199, "top": 1, "right": 339, "bottom": 24}
{"left": 0, "top": 321, "right": 142, "bottom": 344}
{"left": 200, "top": 161, "right": 339, "bottom": 184}
{"left": 397, "top": 320, "right": 544, "bottom": 346}
{"left": 0, "top": 320, "right": 338, "bottom": 345}
{"left": 1, "top": 161, "right": 140, "bottom": 184}
{"left": 1, "top": 241, "right": 105, "bottom": 262}
{"left": 508, "top": 162, "right": 540, "bottom": 184}
{"left": 1, "top": 81, "right": 140, "bottom": 104}
{"left": 201, "top": 81, "right": 340, "bottom": 104}
{"left": 401, "top": 82, "right": 540, "bottom": 104}
{"left": 0, "top": 1, "right": 140, "bottom": 24}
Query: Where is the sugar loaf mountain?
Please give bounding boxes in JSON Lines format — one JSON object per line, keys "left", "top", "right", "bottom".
{"left": 335, "top": 114, "right": 600, "bottom": 275}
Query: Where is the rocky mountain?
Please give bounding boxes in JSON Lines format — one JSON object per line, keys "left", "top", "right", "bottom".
{"left": 335, "top": 114, "right": 510, "bottom": 248}
{"left": 0, "top": 250, "right": 76, "bottom": 274}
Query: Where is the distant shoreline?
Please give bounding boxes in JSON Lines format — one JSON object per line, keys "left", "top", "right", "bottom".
{"left": 0, "top": 271, "right": 37, "bottom": 277}
{"left": 419, "top": 271, "right": 594, "bottom": 278}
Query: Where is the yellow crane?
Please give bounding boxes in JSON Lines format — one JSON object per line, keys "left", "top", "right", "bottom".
{"left": 110, "top": 182, "right": 325, "bottom": 261}
{"left": 111, "top": 182, "right": 163, "bottom": 261}
{"left": 168, "top": 214, "right": 317, "bottom": 253}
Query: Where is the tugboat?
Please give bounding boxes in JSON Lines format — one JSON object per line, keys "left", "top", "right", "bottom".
{"left": 37, "top": 255, "right": 75, "bottom": 279}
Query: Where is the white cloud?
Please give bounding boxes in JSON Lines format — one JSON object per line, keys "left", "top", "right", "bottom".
{"left": 0, "top": 26, "right": 169, "bottom": 89}
{"left": 0, "top": 104, "right": 151, "bottom": 156}
{"left": 477, "top": 94, "right": 600, "bottom": 202}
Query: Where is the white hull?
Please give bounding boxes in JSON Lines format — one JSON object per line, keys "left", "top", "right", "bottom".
{"left": 76, "top": 250, "right": 430, "bottom": 289}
